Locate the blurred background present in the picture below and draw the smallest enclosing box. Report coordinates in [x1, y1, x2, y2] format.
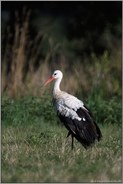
[1, 1, 122, 99]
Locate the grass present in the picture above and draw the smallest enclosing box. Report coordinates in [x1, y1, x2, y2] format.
[1, 95, 122, 182]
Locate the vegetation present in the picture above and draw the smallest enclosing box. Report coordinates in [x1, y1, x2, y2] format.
[1, 95, 122, 182]
[1, 1, 122, 183]
[1, 2, 121, 98]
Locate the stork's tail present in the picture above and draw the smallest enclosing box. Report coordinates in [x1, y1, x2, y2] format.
[74, 124, 102, 149]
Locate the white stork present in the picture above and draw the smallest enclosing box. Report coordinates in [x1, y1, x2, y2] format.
[44, 70, 102, 149]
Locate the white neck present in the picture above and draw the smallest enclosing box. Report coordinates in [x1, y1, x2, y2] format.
[53, 77, 62, 95]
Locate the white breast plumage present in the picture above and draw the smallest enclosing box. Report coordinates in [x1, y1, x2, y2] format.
[53, 91, 84, 121]
[57, 103, 82, 121]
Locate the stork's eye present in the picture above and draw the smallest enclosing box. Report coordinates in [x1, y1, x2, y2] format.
[54, 73, 57, 76]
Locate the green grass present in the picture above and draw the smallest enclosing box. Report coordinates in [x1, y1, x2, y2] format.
[1, 95, 122, 182]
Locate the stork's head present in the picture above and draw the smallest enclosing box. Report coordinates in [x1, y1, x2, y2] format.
[52, 70, 63, 79]
[44, 70, 63, 86]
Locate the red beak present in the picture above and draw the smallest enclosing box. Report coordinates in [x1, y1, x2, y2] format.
[44, 76, 55, 86]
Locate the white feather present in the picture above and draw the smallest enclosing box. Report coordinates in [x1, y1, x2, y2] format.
[53, 91, 86, 121]
[83, 117, 86, 121]
[57, 91, 84, 109]
[57, 103, 82, 121]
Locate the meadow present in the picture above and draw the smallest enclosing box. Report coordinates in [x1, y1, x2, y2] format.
[1, 3, 122, 183]
[1, 95, 122, 182]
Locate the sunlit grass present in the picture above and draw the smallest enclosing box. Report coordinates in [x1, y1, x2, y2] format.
[2, 123, 122, 182]
[1, 95, 122, 182]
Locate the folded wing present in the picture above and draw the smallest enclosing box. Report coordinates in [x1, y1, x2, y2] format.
[56, 93, 102, 148]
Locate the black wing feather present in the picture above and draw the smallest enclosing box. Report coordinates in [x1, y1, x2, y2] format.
[58, 106, 102, 149]
[76, 107, 102, 141]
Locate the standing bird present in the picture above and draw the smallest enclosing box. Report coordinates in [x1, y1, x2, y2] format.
[44, 70, 102, 149]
